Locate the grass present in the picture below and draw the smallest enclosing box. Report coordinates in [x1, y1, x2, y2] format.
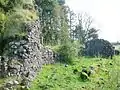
[29, 56, 120, 90]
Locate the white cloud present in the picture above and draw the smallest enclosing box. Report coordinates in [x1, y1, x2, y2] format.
[66, 0, 120, 42]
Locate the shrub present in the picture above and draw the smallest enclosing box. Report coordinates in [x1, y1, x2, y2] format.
[57, 43, 77, 64]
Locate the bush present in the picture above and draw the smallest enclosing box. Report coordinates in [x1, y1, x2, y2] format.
[57, 43, 77, 64]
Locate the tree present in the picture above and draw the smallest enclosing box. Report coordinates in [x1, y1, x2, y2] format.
[68, 10, 77, 40]
[74, 13, 99, 44]
[87, 28, 99, 40]
[35, 0, 71, 45]
[0, 0, 23, 13]
[35, 0, 62, 45]
[84, 39, 114, 59]
[59, 5, 69, 44]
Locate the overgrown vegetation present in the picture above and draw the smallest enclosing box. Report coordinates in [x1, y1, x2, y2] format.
[0, 0, 38, 55]
[0, 0, 120, 90]
[57, 43, 77, 63]
[30, 56, 120, 90]
[0, 0, 99, 57]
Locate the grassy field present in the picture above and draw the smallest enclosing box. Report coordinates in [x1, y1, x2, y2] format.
[29, 56, 120, 90]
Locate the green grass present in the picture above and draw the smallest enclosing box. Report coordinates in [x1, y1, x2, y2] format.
[29, 56, 120, 90]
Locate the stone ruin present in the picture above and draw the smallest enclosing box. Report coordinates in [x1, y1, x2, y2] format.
[0, 20, 57, 89]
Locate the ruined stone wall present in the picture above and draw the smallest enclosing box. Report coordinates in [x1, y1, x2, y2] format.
[0, 20, 57, 89]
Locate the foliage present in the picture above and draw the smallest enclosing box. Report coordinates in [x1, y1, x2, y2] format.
[68, 10, 77, 40]
[30, 56, 120, 90]
[56, 42, 77, 64]
[58, 0, 65, 5]
[73, 13, 99, 44]
[59, 6, 70, 45]
[0, 0, 37, 37]
[49, 41, 79, 64]
[0, 0, 21, 12]
[0, 11, 7, 36]
[35, 0, 70, 45]
[0, 0, 38, 55]
[84, 39, 114, 58]
[35, 0, 60, 45]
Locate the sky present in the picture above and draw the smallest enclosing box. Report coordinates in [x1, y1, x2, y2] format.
[65, 0, 120, 42]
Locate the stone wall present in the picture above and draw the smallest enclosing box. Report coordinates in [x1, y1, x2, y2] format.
[42, 47, 57, 64]
[0, 20, 57, 89]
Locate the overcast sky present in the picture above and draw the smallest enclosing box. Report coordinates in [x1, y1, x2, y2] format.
[66, 0, 120, 42]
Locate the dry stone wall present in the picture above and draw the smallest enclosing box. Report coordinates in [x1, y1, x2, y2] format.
[0, 20, 57, 89]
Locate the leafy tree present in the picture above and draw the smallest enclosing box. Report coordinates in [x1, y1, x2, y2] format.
[84, 39, 114, 58]
[87, 28, 99, 40]
[68, 10, 77, 40]
[0, 0, 23, 13]
[35, 0, 61, 45]
[74, 13, 99, 44]
[35, 0, 70, 45]
[59, 5, 69, 44]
